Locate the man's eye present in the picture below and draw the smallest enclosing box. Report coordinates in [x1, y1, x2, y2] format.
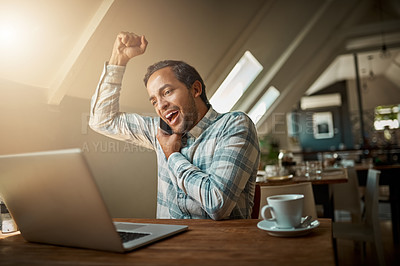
[151, 100, 157, 106]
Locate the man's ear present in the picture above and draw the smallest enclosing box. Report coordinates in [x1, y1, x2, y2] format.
[191, 81, 202, 98]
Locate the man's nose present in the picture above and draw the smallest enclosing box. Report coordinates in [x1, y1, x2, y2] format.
[158, 98, 169, 111]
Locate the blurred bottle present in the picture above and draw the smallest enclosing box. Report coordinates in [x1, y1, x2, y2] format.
[278, 150, 296, 175]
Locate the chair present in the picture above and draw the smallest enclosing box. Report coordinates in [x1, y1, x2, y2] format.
[251, 184, 261, 219]
[332, 167, 362, 223]
[257, 182, 318, 220]
[332, 169, 385, 266]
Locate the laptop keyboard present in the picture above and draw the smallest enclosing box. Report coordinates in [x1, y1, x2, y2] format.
[118, 231, 151, 243]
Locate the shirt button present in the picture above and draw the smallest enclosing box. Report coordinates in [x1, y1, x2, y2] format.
[108, 72, 115, 76]
[178, 194, 184, 198]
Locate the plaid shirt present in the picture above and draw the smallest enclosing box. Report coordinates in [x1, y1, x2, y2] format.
[89, 63, 260, 220]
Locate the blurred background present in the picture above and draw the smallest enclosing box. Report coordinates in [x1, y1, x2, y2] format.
[0, 0, 399, 218]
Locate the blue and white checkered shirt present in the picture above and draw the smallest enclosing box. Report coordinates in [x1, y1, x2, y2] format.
[89, 63, 260, 220]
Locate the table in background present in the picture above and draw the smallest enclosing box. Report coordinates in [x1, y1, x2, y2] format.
[255, 168, 348, 218]
[0, 218, 334, 265]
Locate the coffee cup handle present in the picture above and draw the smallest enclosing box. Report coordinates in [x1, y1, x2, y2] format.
[261, 205, 276, 222]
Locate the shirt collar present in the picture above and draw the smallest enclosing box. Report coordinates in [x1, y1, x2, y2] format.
[187, 107, 219, 139]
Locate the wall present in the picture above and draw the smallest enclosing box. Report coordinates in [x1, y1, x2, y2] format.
[347, 76, 400, 147]
[293, 81, 353, 154]
[266, 74, 400, 157]
[0, 78, 157, 218]
[347, 76, 400, 113]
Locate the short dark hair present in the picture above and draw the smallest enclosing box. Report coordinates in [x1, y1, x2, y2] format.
[144, 60, 210, 108]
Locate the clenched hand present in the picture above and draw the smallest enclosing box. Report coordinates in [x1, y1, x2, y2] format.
[157, 129, 182, 160]
[109, 31, 148, 66]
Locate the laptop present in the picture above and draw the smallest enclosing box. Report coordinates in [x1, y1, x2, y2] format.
[0, 148, 188, 253]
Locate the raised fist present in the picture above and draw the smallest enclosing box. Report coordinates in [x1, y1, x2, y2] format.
[109, 31, 148, 66]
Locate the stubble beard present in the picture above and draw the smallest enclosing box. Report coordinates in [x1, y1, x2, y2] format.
[178, 98, 198, 134]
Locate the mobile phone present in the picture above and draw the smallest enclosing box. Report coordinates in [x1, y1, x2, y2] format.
[160, 119, 173, 135]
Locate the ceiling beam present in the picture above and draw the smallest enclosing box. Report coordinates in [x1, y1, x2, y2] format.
[47, 0, 115, 105]
[204, 0, 276, 97]
[254, 0, 371, 134]
[344, 21, 400, 53]
[238, 0, 334, 113]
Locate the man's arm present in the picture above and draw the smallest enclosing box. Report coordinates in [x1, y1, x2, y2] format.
[89, 32, 155, 149]
[168, 113, 260, 220]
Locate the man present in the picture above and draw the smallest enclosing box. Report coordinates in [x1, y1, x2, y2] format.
[89, 32, 260, 220]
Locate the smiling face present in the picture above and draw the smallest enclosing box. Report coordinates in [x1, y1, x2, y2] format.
[147, 67, 204, 134]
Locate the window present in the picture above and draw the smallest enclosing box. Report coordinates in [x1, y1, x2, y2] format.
[210, 51, 263, 113]
[374, 104, 399, 130]
[248, 86, 280, 124]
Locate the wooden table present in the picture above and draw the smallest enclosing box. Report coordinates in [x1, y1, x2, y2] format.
[0, 218, 334, 265]
[255, 168, 348, 218]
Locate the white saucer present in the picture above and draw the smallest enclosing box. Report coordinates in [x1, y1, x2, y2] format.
[257, 219, 320, 237]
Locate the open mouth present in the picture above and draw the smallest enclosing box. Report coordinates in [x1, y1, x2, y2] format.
[165, 110, 179, 123]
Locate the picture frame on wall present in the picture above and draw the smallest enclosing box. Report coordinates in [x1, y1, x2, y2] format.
[313, 112, 334, 139]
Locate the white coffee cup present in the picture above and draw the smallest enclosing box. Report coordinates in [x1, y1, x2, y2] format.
[261, 194, 304, 229]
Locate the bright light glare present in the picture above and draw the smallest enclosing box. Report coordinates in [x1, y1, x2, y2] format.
[0, 24, 17, 45]
[210, 51, 263, 113]
[374, 120, 399, 130]
[248, 86, 280, 124]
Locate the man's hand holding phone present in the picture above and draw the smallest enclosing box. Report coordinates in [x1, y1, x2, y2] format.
[157, 120, 182, 159]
